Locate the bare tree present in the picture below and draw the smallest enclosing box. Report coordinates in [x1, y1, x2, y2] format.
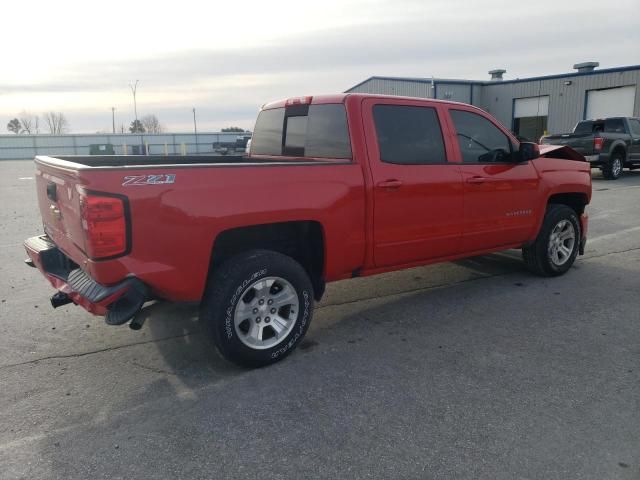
[141, 114, 163, 134]
[44, 112, 69, 134]
[7, 118, 21, 134]
[18, 111, 38, 134]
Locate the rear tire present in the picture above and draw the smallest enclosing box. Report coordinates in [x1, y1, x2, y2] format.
[200, 250, 314, 368]
[602, 153, 624, 180]
[523, 204, 581, 277]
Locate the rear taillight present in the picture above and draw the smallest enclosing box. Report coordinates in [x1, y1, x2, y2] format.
[80, 194, 128, 259]
[594, 137, 604, 151]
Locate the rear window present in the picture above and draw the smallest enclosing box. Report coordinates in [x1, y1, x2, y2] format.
[250, 108, 285, 156]
[574, 121, 595, 135]
[251, 104, 351, 159]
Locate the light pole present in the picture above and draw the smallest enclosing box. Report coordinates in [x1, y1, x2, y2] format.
[193, 107, 198, 154]
[129, 80, 139, 129]
[111, 107, 115, 134]
[129, 80, 142, 151]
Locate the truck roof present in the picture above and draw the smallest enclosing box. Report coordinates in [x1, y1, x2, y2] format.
[580, 117, 639, 122]
[262, 93, 476, 110]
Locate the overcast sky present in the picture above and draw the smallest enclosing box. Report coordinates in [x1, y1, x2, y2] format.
[1, 0, 639, 133]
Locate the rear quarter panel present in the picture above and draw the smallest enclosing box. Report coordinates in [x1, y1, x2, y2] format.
[75, 163, 366, 301]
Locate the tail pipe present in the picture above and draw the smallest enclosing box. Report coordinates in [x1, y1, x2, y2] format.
[51, 291, 73, 308]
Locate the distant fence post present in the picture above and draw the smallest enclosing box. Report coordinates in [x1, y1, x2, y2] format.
[72, 136, 78, 155]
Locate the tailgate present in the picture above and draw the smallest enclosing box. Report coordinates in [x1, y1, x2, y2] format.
[543, 134, 594, 156]
[35, 159, 87, 264]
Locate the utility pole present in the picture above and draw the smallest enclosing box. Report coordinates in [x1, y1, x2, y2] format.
[193, 107, 198, 154]
[111, 107, 116, 134]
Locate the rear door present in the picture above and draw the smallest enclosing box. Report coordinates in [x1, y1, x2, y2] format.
[362, 98, 463, 267]
[444, 107, 540, 253]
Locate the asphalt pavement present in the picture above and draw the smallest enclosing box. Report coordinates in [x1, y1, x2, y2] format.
[0, 160, 638, 479]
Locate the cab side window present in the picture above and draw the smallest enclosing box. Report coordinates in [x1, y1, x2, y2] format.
[450, 109, 514, 163]
[629, 119, 640, 136]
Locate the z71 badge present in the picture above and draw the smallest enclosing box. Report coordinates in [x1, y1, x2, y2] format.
[122, 174, 176, 186]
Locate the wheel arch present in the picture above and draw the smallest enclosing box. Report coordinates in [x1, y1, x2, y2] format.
[610, 142, 627, 160]
[547, 192, 589, 217]
[207, 220, 326, 301]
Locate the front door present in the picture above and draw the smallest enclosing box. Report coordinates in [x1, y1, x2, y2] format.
[363, 99, 464, 268]
[445, 107, 540, 253]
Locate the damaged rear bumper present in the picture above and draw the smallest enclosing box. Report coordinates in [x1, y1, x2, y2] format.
[24, 235, 147, 326]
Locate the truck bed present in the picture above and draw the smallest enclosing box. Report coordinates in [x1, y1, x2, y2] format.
[44, 155, 256, 168]
[32, 153, 366, 301]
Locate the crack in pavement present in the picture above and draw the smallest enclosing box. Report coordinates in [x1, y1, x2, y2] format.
[130, 360, 178, 376]
[0, 333, 191, 371]
[2, 245, 639, 371]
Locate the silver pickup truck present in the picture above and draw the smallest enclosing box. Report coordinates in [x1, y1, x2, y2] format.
[541, 117, 640, 179]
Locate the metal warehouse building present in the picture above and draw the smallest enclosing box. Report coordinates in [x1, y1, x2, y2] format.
[346, 62, 640, 142]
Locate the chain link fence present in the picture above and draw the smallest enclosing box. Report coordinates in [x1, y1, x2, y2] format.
[0, 132, 251, 160]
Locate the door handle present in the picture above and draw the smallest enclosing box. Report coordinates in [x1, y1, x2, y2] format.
[466, 176, 487, 184]
[377, 179, 403, 189]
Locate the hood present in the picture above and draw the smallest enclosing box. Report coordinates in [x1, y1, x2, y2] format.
[538, 144, 586, 161]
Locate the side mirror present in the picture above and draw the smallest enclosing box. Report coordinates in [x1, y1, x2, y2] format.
[518, 142, 540, 162]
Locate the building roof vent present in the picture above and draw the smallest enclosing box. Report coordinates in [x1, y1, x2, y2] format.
[573, 61, 599, 73]
[488, 69, 506, 81]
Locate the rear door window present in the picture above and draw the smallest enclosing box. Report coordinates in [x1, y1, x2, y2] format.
[372, 105, 446, 164]
[251, 104, 351, 159]
[604, 118, 625, 133]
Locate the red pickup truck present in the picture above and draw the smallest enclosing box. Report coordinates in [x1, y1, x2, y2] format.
[25, 94, 591, 367]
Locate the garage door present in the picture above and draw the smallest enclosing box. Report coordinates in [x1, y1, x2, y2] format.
[514, 96, 549, 118]
[586, 86, 636, 119]
[513, 96, 549, 141]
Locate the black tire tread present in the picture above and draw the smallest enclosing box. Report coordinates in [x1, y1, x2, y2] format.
[602, 152, 624, 180]
[523, 204, 581, 277]
[200, 249, 313, 368]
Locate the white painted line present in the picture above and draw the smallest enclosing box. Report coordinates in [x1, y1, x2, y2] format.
[18, 177, 33, 180]
[589, 226, 640, 243]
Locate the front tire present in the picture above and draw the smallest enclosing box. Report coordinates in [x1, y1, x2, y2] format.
[602, 153, 624, 180]
[200, 250, 314, 368]
[523, 204, 581, 277]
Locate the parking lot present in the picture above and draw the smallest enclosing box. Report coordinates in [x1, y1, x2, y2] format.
[0, 159, 638, 479]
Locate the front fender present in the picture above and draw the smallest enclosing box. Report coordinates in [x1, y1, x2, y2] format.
[527, 157, 592, 243]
